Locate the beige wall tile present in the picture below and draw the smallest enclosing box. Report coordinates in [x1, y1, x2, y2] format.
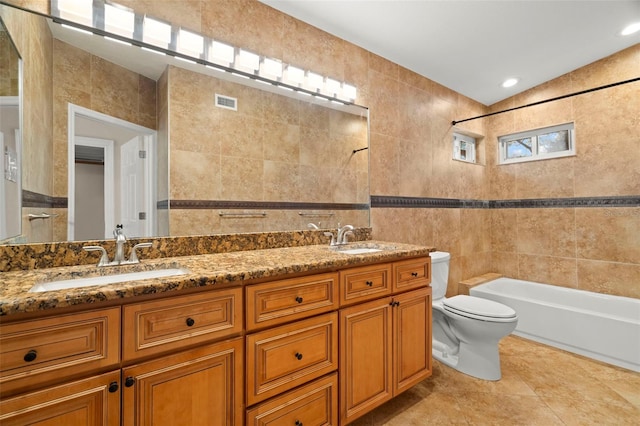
[516, 208, 576, 258]
[460, 209, 491, 256]
[460, 251, 492, 285]
[514, 156, 575, 199]
[492, 251, 519, 278]
[170, 149, 220, 200]
[220, 157, 263, 201]
[369, 132, 399, 195]
[576, 208, 640, 264]
[517, 254, 578, 288]
[491, 209, 518, 252]
[577, 259, 640, 299]
[432, 209, 462, 257]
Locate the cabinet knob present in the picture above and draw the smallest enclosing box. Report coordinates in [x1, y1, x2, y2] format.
[186, 317, 195, 327]
[295, 296, 304, 304]
[389, 300, 400, 307]
[125, 376, 135, 387]
[365, 281, 373, 287]
[295, 421, 303, 426]
[295, 352, 303, 360]
[411, 272, 419, 277]
[23, 349, 37, 362]
[108, 381, 119, 393]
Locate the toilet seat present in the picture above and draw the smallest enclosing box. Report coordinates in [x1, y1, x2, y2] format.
[444, 295, 517, 323]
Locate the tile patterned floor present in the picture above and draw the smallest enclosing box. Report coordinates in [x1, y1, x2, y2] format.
[350, 336, 640, 425]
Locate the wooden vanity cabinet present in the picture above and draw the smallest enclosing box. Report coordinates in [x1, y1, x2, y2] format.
[339, 261, 432, 425]
[122, 337, 244, 426]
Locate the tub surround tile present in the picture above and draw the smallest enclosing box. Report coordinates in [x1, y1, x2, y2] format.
[576, 208, 640, 264]
[458, 272, 503, 295]
[517, 254, 578, 289]
[516, 208, 576, 258]
[577, 260, 640, 299]
[0, 238, 428, 316]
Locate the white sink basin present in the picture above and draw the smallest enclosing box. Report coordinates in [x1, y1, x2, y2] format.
[29, 268, 190, 293]
[338, 248, 382, 255]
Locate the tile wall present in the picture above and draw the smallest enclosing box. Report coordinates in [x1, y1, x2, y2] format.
[487, 44, 640, 298]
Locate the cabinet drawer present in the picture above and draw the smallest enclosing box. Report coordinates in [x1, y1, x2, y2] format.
[246, 312, 338, 406]
[340, 263, 392, 306]
[246, 272, 339, 331]
[123, 287, 242, 361]
[393, 257, 431, 292]
[0, 307, 120, 398]
[246, 373, 338, 426]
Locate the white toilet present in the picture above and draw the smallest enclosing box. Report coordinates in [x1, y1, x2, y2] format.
[430, 251, 517, 380]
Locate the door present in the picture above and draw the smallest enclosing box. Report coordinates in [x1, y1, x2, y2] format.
[0, 132, 5, 239]
[339, 297, 393, 425]
[120, 136, 145, 237]
[122, 338, 243, 426]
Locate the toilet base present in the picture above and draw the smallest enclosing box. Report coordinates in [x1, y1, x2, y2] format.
[432, 338, 503, 381]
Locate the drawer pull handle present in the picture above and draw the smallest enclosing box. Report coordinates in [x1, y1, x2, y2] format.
[389, 301, 400, 307]
[295, 296, 304, 304]
[365, 281, 373, 287]
[295, 352, 303, 360]
[295, 421, 303, 426]
[23, 350, 37, 362]
[108, 381, 119, 393]
[125, 376, 136, 387]
[186, 317, 195, 327]
[411, 272, 419, 277]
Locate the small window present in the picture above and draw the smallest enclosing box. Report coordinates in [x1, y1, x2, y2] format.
[498, 123, 574, 164]
[452, 132, 477, 164]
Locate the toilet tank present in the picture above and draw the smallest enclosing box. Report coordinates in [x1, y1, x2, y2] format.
[430, 251, 451, 300]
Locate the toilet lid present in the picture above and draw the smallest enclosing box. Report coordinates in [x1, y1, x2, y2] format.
[444, 295, 517, 320]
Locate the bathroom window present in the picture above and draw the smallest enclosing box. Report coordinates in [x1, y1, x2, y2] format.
[498, 122, 575, 164]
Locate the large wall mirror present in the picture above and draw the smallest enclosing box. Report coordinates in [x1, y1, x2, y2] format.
[0, 14, 21, 242]
[0, 1, 370, 245]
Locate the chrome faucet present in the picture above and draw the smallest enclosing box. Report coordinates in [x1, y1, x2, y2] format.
[83, 225, 152, 266]
[325, 224, 354, 246]
[113, 224, 127, 264]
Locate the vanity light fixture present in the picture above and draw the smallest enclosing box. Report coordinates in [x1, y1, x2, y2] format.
[56, 0, 93, 26]
[143, 16, 171, 49]
[177, 29, 204, 58]
[50, 0, 359, 105]
[306, 71, 324, 92]
[236, 49, 260, 73]
[209, 40, 235, 66]
[620, 22, 640, 36]
[324, 77, 341, 97]
[502, 78, 519, 88]
[283, 65, 305, 86]
[260, 58, 283, 79]
[104, 4, 134, 38]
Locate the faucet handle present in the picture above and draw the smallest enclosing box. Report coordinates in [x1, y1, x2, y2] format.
[128, 242, 152, 264]
[324, 231, 337, 246]
[83, 245, 110, 267]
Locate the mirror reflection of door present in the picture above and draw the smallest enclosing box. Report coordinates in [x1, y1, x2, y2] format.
[0, 98, 20, 241]
[68, 104, 157, 241]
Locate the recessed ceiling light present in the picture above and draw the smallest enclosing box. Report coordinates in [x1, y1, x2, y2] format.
[620, 22, 640, 36]
[502, 78, 519, 88]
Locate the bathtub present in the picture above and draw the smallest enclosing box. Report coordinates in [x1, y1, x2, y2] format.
[470, 277, 640, 372]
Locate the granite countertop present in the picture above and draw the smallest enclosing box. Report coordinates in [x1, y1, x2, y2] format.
[0, 241, 434, 317]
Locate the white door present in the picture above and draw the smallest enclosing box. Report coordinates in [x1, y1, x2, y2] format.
[120, 136, 145, 238]
[0, 132, 6, 239]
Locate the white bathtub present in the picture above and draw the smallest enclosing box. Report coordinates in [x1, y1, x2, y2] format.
[470, 277, 640, 372]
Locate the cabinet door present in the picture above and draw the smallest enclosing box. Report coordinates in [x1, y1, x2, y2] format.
[0, 370, 120, 426]
[339, 298, 393, 425]
[392, 287, 432, 395]
[122, 337, 243, 426]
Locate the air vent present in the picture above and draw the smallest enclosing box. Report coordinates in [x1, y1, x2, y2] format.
[215, 94, 237, 111]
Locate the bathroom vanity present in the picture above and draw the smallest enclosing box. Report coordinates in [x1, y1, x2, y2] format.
[0, 241, 433, 425]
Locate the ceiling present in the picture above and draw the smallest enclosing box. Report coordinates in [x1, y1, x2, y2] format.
[260, 0, 640, 106]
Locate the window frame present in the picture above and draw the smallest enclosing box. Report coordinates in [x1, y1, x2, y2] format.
[498, 122, 575, 165]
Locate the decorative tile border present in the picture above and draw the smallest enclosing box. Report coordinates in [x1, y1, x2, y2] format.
[371, 195, 640, 209]
[169, 200, 370, 211]
[22, 190, 67, 208]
